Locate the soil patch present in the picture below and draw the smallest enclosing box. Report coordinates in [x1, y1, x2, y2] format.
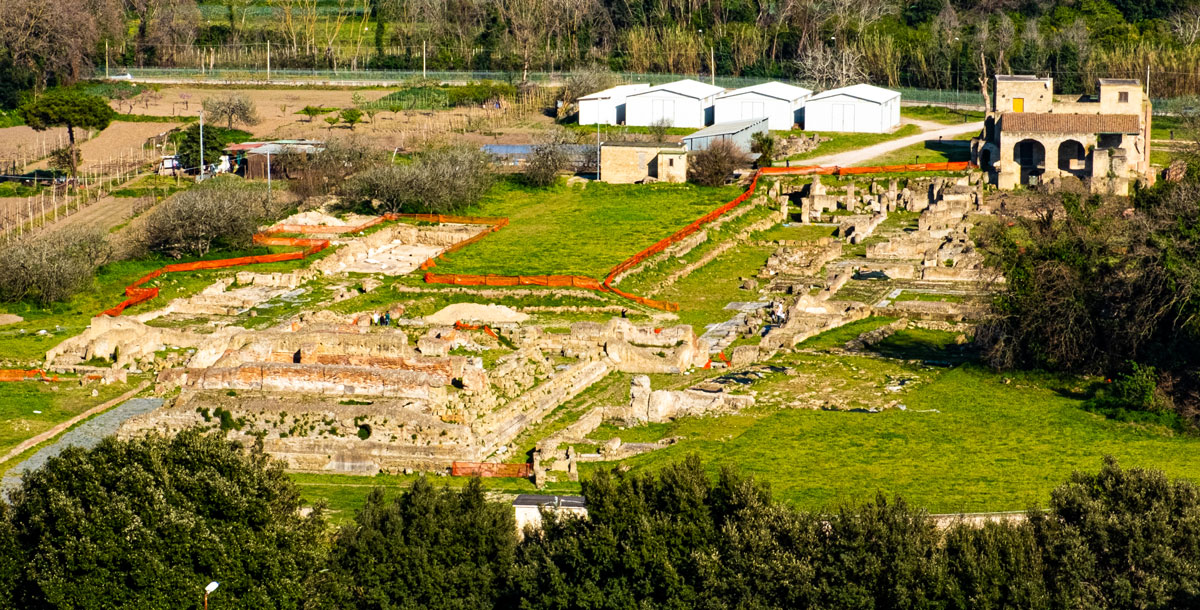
[424, 303, 530, 325]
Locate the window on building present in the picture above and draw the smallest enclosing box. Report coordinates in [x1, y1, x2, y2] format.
[1118, 91, 1129, 103]
[668, 158, 674, 167]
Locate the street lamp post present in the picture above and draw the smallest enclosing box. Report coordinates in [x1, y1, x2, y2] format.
[198, 110, 204, 179]
[204, 581, 219, 610]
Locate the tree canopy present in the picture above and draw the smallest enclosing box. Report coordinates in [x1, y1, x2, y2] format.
[18, 89, 115, 176]
[3, 429, 326, 609]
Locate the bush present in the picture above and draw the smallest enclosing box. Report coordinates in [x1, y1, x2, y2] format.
[0, 226, 109, 305]
[688, 139, 751, 187]
[141, 178, 281, 257]
[524, 128, 576, 187]
[347, 145, 494, 214]
[279, 135, 385, 199]
[751, 131, 777, 167]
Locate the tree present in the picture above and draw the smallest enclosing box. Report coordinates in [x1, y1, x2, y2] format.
[316, 479, 517, 609]
[1030, 457, 1200, 609]
[278, 135, 385, 198]
[175, 123, 247, 172]
[339, 107, 363, 130]
[524, 127, 575, 187]
[0, 501, 18, 608]
[648, 117, 672, 143]
[0, 226, 110, 306]
[202, 93, 261, 130]
[18, 89, 115, 178]
[347, 145, 494, 214]
[688, 140, 751, 187]
[299, 105, 324, 122]
[324, 114, 340, 130]
[5, 429, 326, 608]
[751, 131, 777, 168]
[141, 178, 280, 257]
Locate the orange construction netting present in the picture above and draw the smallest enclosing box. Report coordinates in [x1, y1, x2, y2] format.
[0, 369, 59, 382]
[451, 461, 533, 478]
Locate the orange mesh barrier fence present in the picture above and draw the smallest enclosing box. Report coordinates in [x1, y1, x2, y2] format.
[0, 369, 59, 382]
[451, 461, 533, 478]
[454, 320, 500, 339]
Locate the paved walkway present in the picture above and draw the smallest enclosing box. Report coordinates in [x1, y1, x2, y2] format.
[798, 121, 984, 168]
[2, 397, 163, 495]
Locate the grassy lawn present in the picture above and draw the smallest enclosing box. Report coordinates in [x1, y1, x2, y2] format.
[576, 328, 1200, 514]
[434, 178, 742, 278]
[1150, 115, 1195, 141]
[752, 223, 836, 242]
[655, 243, 775, 330]
[901, 105, 985, 125]
[858, 133, 974, 167]
[0, 378, 142, 473]
[781, 124, 923, 162]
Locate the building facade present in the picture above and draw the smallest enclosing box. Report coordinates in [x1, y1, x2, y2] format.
[714, 81, 811, 130]
[804, 84, 901, 133]
[599, 142, 688, 184]
[971, 75, 1152, 194]
[578, 83, 652, 126]
[624, 79, 725, 128]
[681, 117, 768, 153]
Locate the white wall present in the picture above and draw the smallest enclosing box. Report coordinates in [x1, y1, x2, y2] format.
[625, 91, 710, 128]
[714, 93, 802, 130]
[806, 94, 899, 133]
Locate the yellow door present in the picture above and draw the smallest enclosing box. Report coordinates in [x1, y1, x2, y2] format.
[1013, 98, 1024, 113]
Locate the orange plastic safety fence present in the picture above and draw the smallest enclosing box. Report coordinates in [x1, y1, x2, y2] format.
[454, 320, 500, 339]
[451, 461, 533, 478]
[0, 369, 59, 382]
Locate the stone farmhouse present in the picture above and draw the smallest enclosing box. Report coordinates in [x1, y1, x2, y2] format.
[971, 75, 1152, 193]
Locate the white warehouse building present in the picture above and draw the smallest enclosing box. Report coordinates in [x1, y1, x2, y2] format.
[714, 81, 812, 131]
[804, 84, 901, 133]
[577, 83, 652, 125]
[624, 79, 725, 128]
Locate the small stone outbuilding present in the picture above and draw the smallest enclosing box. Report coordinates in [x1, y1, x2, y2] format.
[600, 142, 687, 184]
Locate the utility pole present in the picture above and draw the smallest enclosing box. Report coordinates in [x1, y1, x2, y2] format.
[1146, 64, 1151, 101]
[198, 110, 204, 180]
[105, 40, 109, 79]
[267, 149, 272, 200]
[422, 41, 427, 79]
[710, 46, 715, 86]
[267, 40, 271, 83]
[596, 120, 601, 178]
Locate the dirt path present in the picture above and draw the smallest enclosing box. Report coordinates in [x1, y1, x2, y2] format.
[801, 121, 984, 168]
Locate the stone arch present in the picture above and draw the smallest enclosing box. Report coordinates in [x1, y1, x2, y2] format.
[1057, 139, 1087, 175]
[1014, 139, 1046, 185]
[979, 148, 993, 172]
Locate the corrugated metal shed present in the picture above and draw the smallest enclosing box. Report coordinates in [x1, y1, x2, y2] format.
[681, 117, 768, 153]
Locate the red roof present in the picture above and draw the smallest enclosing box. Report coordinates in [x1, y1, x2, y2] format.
[1001, 113, 1140, 135]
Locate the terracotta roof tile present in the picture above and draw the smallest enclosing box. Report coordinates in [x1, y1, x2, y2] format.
[1001, 112, 1140, 134]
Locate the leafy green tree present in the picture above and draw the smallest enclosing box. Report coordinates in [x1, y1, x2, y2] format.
[316, 478, 516, 609]
[175, 123, 248, 171]
[1030, 457, 1200, 610]
[339, 107, 363, 130]
[5, 429, 326, 608]
[18, 89, 115, 177]
[0, 501, 20, 608]
[751, 131, 777, 167]
[942, 520, 1048, 610]
[299, 105, 324, 122]
[324, 114, 340, 130]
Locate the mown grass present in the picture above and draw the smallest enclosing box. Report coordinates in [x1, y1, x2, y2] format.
[752, 223, 836, 242]
[433, 178, 742, 277]
[900, 105, 985, 125]
[781, 124, 923, 162]
[859, 137, 972, 167]
[581, 351, 1200, 514]
[0, 378, 141, 470]
[655, 243, 775, 331]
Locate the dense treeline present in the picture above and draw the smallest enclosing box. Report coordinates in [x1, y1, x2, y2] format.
[5, 0, 1200, 110]
[977, 156, 1200, 426]
[1, 433, 1198, 609]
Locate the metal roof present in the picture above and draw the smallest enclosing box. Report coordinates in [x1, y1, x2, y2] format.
[995, 74, 1051, 82]
[578, 83, 652, 100]
[246, 142, 324, 155]
[1099, 78, 1141, 86]
[628, 79, 725, 100]
[717, 81, 812, 102]
[513, 494, 587, 509]
[682, 117, 768, 140]
[809, 83, 900, 104]
[1001, 112, 1140, 134]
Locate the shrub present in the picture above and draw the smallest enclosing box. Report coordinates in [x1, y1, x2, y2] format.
[688, 139, 751, 187]
[347, 145, 494, 214]
[751, 131, 777, 167]
[278, 135, 385, 199]
[0, 226, 109, 305]
[141, 178, 281, 258]
[524, 128, 576, 187]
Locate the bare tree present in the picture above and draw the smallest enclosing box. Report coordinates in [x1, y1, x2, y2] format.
[0, 226, 110, 306]
[688, 140, 751, 187]
[1170, 6, 1200, 45]
[498, 0, 547, 81]
[648, 118, 672, 143]
[202, 94, 261, 130]
[793, 43, 867, 90]
[141, 178, 278, 257]
[524, 127, 577, 187]
[347, 145, 495, 214]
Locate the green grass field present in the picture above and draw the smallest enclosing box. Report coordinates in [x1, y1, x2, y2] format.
[860, 137, 973, 167]
[0, 379, 141, 475]
[781, 124, 923, 162]
[576, 329, 1200, 514]
[900, 105, 985, 125]
[434, 179, 741, 277]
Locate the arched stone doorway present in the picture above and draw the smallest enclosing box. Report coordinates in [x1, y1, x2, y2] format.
[1014, 139, 1046, 185]
[979, 148, 993, 172]
[1057, 139, 1087, 176]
